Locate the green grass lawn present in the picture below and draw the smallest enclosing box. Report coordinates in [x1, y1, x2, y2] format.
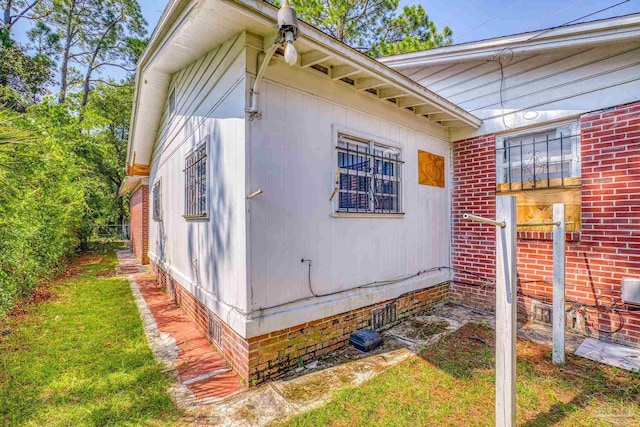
[280, 323, 640, 427]
[0, 244, 182, 426]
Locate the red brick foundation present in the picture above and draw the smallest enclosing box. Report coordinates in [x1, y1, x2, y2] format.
[151, 261, 449, 385]
[130, 184, 149, 265]
[451, 101, 640, 345]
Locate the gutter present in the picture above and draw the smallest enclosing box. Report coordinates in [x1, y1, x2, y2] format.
[380, 12, 640, 68]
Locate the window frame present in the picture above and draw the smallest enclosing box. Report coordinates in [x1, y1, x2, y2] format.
[168, 88, 176, 116]
[152, 179, 162, 221]
[183, 137, 209, 220]
[332, 128, 404, 217]
[496, 121, 580, 191]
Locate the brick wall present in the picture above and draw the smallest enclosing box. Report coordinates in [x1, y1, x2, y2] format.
[246, 283, 449, 384]
[130, 184, 149, 264]
[150, 261, 449, 385]
[451, 101, 640, 345]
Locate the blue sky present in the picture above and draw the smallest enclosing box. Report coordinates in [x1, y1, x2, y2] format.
[137, 0, 640, 45]
[11, 0, 640, 83]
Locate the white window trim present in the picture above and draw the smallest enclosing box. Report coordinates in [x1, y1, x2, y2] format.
[183, 136, 209, 220]
[168, 88, 176, 116]
[496, 120, 580, 187]
[152, 179, 162, 221]
[330, 126, 405, 218]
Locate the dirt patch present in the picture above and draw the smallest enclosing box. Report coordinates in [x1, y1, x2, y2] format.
[78, 257, 103, 265]
[398, 318, 449, 341]
[5, 282, 55, 319]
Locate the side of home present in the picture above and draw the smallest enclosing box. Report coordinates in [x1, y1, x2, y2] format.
[122, 0, 480, 385]
[382, 16, 640, 345]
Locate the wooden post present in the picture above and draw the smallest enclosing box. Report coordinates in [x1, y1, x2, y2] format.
[495, 195, 517, 427]
[552, 203, 566, 364]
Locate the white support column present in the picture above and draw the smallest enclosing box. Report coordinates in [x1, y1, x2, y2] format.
[495, 195, 517, 427]
[552, 203, 566, 365]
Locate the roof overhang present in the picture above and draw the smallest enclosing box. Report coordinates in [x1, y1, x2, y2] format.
[124, 0, 481, 179]
[119, 176, 149, 196]
[380, 13, 640, 68]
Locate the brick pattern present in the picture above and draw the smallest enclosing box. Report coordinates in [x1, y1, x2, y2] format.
[247, 284, 449, 384]
[130, 184, 149, 264]
[150, 261, 449, 385]
[151, 263, 250, 384]
[451, 101, 640, 345]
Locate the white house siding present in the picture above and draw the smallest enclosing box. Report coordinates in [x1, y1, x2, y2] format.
[398, 40, 640, 140]
[245, 59, 452, 336]
[148, 32, 250, 321]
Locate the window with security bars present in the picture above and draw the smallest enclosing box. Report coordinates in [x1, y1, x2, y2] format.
[496, 122, 580, 190]
[336, 134, 402, 214]
[184, 140, 208, 219]
[152, 180, 162, 221]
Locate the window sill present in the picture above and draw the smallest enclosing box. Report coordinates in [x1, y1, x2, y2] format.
[331, 212, 405, 219]
[183, 215, 209, 221]
[518, 230, 580, 242]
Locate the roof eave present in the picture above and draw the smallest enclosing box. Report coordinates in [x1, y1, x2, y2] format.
[380, 12, 640, 68]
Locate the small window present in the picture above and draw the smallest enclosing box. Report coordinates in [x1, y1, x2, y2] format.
[169, 88, 176, 115]
[336, 133, 403, 214]
[496, 122, 580, 190]
[184, 139, 208, 219]
[152, 180, 162, 221]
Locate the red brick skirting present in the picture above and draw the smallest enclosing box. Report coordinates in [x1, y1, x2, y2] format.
[451, 101, 640, 345]
[151, 261, 449, 385]
[130, 184, 149, 265]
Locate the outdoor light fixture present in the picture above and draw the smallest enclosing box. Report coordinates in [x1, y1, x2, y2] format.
[277, 1, 299, 66]
[283, 31, 297, 66]
[246, 2, 301, 120]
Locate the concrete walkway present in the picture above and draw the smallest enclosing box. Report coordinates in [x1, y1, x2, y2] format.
[116, 249, 417, 426]
[116, 250, 242, 405]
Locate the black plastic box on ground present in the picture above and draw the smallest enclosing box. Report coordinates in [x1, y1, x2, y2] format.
[349, 329, 383, 352]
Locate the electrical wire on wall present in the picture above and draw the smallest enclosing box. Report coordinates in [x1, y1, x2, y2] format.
[450, 268, 640, 337]
[223, 265, 450, 319]
[485, 0, 631, 131]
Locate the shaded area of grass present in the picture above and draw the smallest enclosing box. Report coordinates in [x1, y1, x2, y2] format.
[280, 323, 640, 427]
[0, 243, 181, 426]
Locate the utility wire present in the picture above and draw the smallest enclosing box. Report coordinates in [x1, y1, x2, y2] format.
[522, 0, 586, 33]
[455, 0, 527, 43]
[522, 0, 632, 44]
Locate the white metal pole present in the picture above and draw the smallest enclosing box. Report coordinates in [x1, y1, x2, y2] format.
[552, 203, 566, 364]
[495, 195, 517, 427]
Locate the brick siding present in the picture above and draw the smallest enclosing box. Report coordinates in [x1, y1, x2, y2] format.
[451, 101, 640, 345]
[150, 261, 449, 385]
[130, 184, 149, 264]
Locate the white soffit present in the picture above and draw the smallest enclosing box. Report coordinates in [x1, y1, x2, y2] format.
[126, 0, 481, 169]
[380, 13, 640, 68]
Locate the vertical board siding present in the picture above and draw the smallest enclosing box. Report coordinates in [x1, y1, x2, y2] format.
[399, 41, 640, 138]
[247, 77, 451, 311]
[148, 35, 249, 313]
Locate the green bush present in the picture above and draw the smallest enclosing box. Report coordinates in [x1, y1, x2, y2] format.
[0, 105, 86, 314]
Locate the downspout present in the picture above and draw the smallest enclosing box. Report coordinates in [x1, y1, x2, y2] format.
[246, 42, 279, 121]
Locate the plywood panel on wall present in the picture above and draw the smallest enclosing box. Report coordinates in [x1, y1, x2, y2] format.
[498, 186, 581, 231]
[418, 150, 445, 188]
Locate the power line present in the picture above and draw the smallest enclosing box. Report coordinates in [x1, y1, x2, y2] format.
[523, 0, 632, 43]
[523, 0, 586, 33]
[455, 0, 527, 43]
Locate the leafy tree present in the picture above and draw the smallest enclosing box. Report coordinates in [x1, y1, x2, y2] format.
[45, 0, 146, 104]
[1, 0, 50, 38]
[287, 0, 452, 56]
[0, 106, 84, 313]
[0, 43, 53, 109]
[79, 81, 133, 225]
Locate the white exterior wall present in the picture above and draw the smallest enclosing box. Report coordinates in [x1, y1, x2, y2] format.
[398, 40, 640, 140]
[148, 33, 250, 323]
[245, 59, 452, 336]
